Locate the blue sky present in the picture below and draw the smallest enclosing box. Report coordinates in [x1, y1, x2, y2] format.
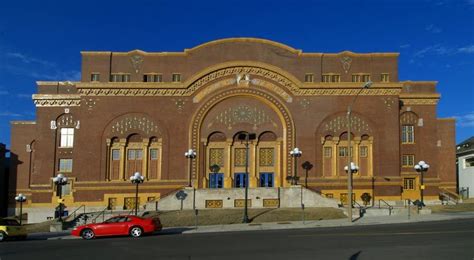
[0, 0, 473, 147]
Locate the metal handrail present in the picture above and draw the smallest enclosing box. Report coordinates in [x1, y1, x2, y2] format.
[92, 207, 112, 223]
[440, 189, 459, 205]
[378, 199, 394, 215]
[71, 205, 86, 219]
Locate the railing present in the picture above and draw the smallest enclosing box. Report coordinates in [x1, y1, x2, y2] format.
[378, 199, 394, 215]
[353, 201, 366, 216]
[68, 205, 86, 221]
[440, 189, 460, 205]
[92, 207, 112, 223]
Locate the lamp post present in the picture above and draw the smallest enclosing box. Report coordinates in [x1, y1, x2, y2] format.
[290, 148, 303, 185]
[53, 173, 68, 221]
[346, 80, 372, 222]
[185, 149, 197, 187]
[238, 132, 256, 223]
[130, 172, 144, 216]
[414, 160, 430, 206]
[14, 194, 26, 225]
[301, 161, 313, 188]
[345, 162, 359, 218]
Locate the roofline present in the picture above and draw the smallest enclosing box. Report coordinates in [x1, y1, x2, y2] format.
[79, 37, 400, 56]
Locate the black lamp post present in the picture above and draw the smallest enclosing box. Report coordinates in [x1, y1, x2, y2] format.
[344, 162, 359, 221]
[185, 149, 197, 187]
[301, 161, 313, 188]
[238, 132, 256, 223]
[14, 194, 26, 225]
[53, 173, 68, 221]
[346, 80, 372, 222]
[130, 172, 144, 215]
[414, 160, 430, 206]
[290, 148, 302, 185]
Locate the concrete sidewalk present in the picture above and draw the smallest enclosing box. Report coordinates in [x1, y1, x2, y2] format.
[181, 211, 474, 234]
[28, 212, 474, 240]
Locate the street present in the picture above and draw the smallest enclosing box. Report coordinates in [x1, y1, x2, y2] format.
[1, 218, 473, 260]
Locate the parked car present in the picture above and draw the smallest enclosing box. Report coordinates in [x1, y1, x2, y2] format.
[71, 215, 162, 240]
[0, 218, 27, 242]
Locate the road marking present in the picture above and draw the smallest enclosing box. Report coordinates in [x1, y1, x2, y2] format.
[289, 230, 474, 238]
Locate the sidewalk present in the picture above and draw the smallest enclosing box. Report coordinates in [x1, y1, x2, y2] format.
[181, 211, 474, 234]
[29, 212, 474, 240]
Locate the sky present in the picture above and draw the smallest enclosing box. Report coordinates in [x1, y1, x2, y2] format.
[0, 0, 473, 148]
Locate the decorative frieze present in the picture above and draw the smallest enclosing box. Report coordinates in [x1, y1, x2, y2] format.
[111, 116, 160, 136]
[207, 105, 278, 130]
[324, 115, 371, 134]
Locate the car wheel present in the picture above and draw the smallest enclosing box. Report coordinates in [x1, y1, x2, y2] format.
[129, 226, 143, 238]
[0, 231, 7, 242]
[81, 229, 95, 240]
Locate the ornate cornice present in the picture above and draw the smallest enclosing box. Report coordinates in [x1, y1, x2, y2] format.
[33, 94, 81, 107]
[76, 66, 402, 97]
[401, 98, 439, 105]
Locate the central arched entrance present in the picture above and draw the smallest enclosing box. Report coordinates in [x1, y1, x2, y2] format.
[189, 88, 295, 188]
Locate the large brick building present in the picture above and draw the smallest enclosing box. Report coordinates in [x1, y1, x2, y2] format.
[8, 38, 456, 220]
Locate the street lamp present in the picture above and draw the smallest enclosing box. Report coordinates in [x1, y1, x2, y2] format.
[345, 162, 359, 216]
[414, 160, 430, 206]
[53, 173, 68, 221]
[346, 80, 372, 222]
[301, 161, 313, 188]
[14, 194, 26, 225]
[290, 148, 303, 185]
[185, 149, 197, 187]
[130, 172, 144, 216]
[238, 132, 256, 223]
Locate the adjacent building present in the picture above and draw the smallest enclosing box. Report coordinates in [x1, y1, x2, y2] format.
[457, 136, 474, 199]
[8, 38, 456, 220]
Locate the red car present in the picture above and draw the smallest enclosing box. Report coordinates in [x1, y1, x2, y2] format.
[71, 215, 162, 240]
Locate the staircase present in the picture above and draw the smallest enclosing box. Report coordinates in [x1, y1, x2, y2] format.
[146, 186, 339, 211]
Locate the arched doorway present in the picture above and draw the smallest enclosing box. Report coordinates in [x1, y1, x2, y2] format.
[190, 88, 295, 188]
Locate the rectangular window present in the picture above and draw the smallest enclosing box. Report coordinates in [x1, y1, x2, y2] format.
[381, 73, 390, 82]
[324, 147, 332, 158]
[304, 73, 314, 83]
[123, 74, 130, 82]
[110, 73, 131, 82]
[135, 150, 143, 160]
[59, 159, 73, 173]
[362, 74, 371, 82]
[112, 149, 120, 160]
[128, 150, 136, 160]
[143, 74, 162, 82]
[352, 74, 361, 82]
[172, 73, 181, 82]
[150, 149, 158, 160]
[360, 146, 368, 157]
[322, 74, 340, 82]
[60, 128, 74, 148]
[466, 157, 474, 168]
[404, 178, 416, 190]
[402, 155, 415, 167]
[339, 147, 348, 157]
[91, 73, 100, 82]
[402, 125, 415, 143]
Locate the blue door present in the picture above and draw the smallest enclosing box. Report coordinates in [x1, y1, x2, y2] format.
[234, 173, 248, 188]
[260, 173, 274, 187]
[209, 173, 224, 188]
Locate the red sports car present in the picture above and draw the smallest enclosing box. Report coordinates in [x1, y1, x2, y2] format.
[71, 215, 162, 240]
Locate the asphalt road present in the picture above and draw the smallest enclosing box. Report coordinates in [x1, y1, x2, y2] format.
[1, 218, 473, 260]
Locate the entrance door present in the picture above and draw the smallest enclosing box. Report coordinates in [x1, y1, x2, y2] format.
[209, 173, 224, 188]
[234, 173, 248, 188]
[260, 173, 274, 187]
